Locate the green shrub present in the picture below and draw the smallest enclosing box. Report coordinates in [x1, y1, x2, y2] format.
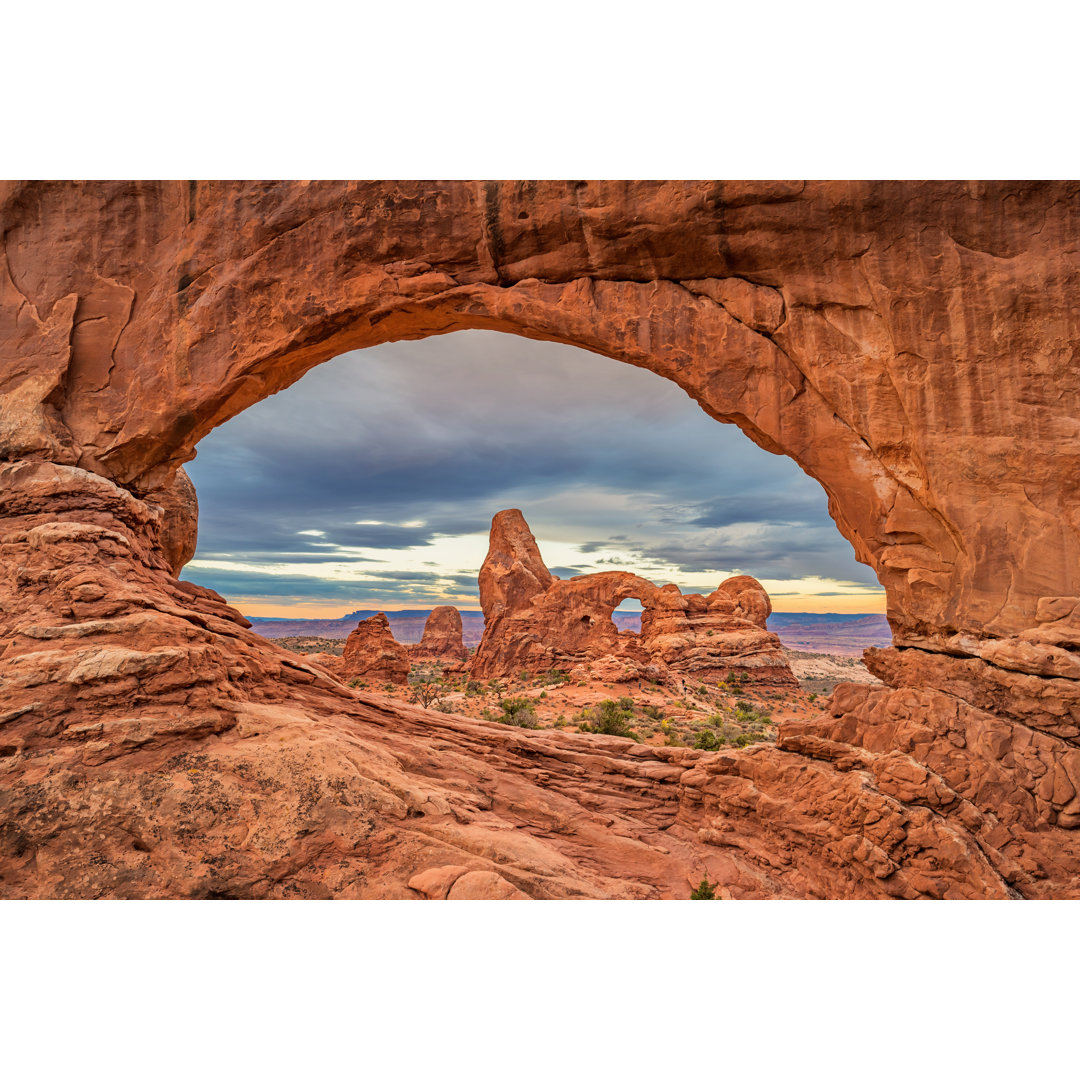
[690, 878, 717, 900]
[576, 699, 641, 741]
[694, 729, 720, 751]
[498, 696, 539, 728]
[592, 699, 639, 739]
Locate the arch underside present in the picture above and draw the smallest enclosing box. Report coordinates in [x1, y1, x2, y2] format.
[2, 180, 1080, 898]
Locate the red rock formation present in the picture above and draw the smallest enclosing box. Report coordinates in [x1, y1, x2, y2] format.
[341, 614, 410, 687]
[409, 606, 467, 665]
[639, 577, 795, 689]
[3, 181, 1080, 898]
[470, 510, 795, 688]
[471, 511, 653, 676]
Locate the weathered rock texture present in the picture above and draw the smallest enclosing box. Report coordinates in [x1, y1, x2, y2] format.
[409, 605, 467, 666]
[340, 614, 410, 687]
[3, 181, 1080, 898]
[471, 509, 795, 688]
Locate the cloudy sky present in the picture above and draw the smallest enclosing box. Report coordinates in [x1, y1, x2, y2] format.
[180, 331, 885, 617]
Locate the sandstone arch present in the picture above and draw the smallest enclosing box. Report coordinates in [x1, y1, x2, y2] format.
[3, 181, 1080, 898]
[470, 509, 795, 688]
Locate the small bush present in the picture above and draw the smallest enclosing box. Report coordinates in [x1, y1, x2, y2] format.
[690, 878, 717, 900]
[694, 729, 720, 751]
[591, 699, 639, 739]
[348, 678, 366, 689]
[498, 696, 539, 728]
[575, 699, 641, 741]
[409, 676, 446, 709]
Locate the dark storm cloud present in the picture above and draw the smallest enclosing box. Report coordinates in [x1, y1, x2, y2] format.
[684, 491, 829, 529]
[201, 549, 382, 564]
[189, 567, 469, 604]
[182, 331, 884, 606]
[633, 527, 880, 585]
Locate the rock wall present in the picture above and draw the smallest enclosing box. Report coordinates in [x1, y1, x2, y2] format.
[3, 180, 1080, 898]
[470, 509, 795, 688]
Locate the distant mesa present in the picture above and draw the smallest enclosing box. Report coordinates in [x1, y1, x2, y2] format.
[247, 610, 486, 644]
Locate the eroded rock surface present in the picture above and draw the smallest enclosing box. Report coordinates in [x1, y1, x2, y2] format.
[3, 181, 1080, 898]
[409, 606, 467, 666]
[471, 510, 795, 689]
[341, 614, 410, 687]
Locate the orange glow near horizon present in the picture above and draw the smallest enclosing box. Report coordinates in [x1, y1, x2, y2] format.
[233, 590, 887, 620]
[769, 593, 886, 615]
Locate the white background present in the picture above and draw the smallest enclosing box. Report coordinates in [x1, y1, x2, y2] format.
[6, 1, 1077, 1076]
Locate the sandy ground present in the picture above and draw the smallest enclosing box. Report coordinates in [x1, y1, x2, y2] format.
[782, 648, 883, 696]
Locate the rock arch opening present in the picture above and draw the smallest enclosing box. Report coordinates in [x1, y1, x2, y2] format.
[179, 330, 883, 640]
